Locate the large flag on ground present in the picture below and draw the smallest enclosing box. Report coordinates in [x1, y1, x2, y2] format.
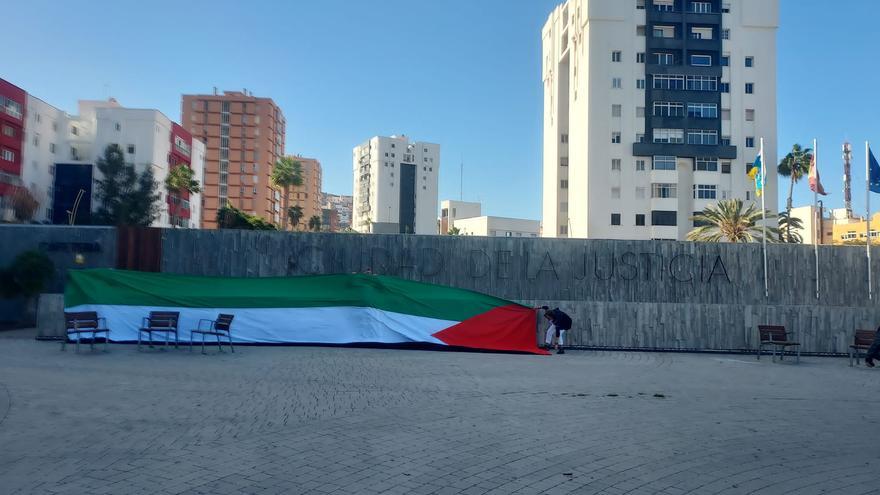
[748, 143, 764, 197]
[870, 147, 880, 194]
[65, 269, 548, 355]
[809, 150, 827, 195]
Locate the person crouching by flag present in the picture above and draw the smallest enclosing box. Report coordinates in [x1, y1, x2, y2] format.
[541, 306, 572, 355]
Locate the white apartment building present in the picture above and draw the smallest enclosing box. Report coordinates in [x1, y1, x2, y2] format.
[542, 0, 778, 240]
[352, 135, 439, 234]
[440, 199, 481, 234]
[454, 216, 541, 238]
[22, 97, 205, 227]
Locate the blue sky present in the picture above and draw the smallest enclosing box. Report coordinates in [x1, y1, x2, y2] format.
[4, 0, 879, 219]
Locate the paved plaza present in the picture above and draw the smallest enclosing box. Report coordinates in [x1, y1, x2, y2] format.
[1, 331, 879, 495]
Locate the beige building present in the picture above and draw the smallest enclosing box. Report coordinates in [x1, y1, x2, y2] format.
[833, 212, 880, 245]
[789, 205, 833, 245]
[440, 200, 481, 234]
[289, 156, 322, 230]
[454, 216, 540, 238]
[181, 90, 286, 229]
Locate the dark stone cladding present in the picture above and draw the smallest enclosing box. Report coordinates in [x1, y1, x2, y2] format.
[637, 0, 735, 161]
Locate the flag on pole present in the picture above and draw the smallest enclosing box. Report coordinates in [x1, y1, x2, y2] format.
[870, 147, 880, 194]
[748, 143, 764, 196]
[809, 149, 828, 195]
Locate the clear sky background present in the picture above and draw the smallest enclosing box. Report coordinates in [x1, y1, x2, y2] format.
[4, 0, 879, 219]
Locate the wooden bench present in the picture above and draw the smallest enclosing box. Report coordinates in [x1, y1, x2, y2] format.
[757, 325, 800, 363]
[63, 311, 110, 352]
[138, 311, 180, 350]
[849, 329, 877, 367]
[190, 313, 235, 354]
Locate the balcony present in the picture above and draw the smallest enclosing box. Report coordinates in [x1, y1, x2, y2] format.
[633, 142, 737, 159]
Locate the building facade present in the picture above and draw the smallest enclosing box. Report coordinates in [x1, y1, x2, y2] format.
[289, 156, 322, 230]
[542, 0, 778, 240]
[789, 205, 833, 245]
[0, 79, 27, 218]
[322, 193, 353, 230]
[181, 90, 286, 229]
[440, 200, 481, 234]
[453, 216, 541, 238]
[832, 212, 880, 245]
[352, 135, 439, 234]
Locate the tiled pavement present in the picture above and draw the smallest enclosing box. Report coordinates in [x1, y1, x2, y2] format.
[1, 333, 879, 494]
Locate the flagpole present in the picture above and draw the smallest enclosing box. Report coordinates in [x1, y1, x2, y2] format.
[760, 138, 769, 298]
[813, 138, 820, 299]
[868, 141, 873, 300]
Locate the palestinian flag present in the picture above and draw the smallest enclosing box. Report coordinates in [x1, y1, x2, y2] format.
[65, 269, 547, 355]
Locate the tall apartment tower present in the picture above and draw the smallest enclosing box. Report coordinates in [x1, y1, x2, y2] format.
[289, 156, 322, 228]
[542, 0, 778, 240]
[181, 91, 286, 229]
[352, 135, 439, 234]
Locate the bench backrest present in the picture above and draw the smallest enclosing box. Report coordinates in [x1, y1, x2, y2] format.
[65, 311, 99, 329]
[215, 314, 235, 331]
[854, 329, 876, 347]
[758, 325, 789, 342]
[148, 311, 180, 328]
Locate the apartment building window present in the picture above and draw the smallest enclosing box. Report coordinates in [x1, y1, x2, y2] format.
[721, 136, 731, 146]
[637, 52, 645, 63]
[611, 159, 622, 170]
[637, 133, 645, 143]
[653, 155, 677, 170]
[1, 149, 14, 162]
[652, 183, 677, 199]
[611, 188, 621, 199]
[612, 77, 622, 89]
[653, 101, 684, 117]
[611, 132, 622, 144]
[561, 179, 569, 189]
[746, 137, 755, 148]
[687, 129, 718, 145]
[654, 52, 675, 65]
[745, 56, 755, 67]
[686, 75, 718, 91]
[654, 25, 675, 38]
[637, 0, 645, 8]
[721, 109, 731, 120]
[746, 109, 755, 121]
[127, 144, 136, 154]
[637, 79, 646, 89]
[611, 213, 621, 225]
[720, 82, 730, 93]
[2, 97, 22, 119]
[691, 27, 713, 40]
[1, 125, 13, 137]
[49, 143, 55, 154]
[561, 133, 569, 143]
[71, 126, 78, 136]
[653, 129, 684, 144]
[651, 211, 678, 226]
[691, 2, 712, 14]
[637, 25, 646, 36]
[745, 83, 755, 94]
[636, 214, 646, 226]
[636, 107, 645, 118]
[694, 157, 718, 171]
[612, 51, 622, 62]
[115, 122, 121, 131]
[721, 161, 732, 174]
[687, 103, 718, 118]
[694, 184, 717, 199]
[721, 29, 730, 40]
[221, 101, 230, 112]
[32, 134, 40, 147]
[560, 156, 569, 167]
[691, 55, 712, 66]
[636, 159, 646, 171]
[612, 104, 622, 117]
[653, 74, 685, 90]
[721, 55, 730, 67]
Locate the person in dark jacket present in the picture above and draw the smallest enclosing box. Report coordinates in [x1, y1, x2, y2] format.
[866, 326, 880, 367]
[541, 306, 572, 355]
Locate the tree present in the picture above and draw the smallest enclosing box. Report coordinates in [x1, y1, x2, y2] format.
[777, 211, 804, 243]
[93, 144, 161, 226]
[8, 187, 39, 223]
[777, 144, 813, 241]
[270, 157, 303, 230]
[308, 215, 322, 232]
[688, 199, 778, 243]
[216, 203, 277, 230]
[288, 205, 304, 230]
[447, 226, 462, 235]
[0, 250, 54, 326]
[165, 165, 201, 195]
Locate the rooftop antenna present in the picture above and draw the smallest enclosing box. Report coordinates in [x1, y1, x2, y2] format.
[843, 141, 853, 218]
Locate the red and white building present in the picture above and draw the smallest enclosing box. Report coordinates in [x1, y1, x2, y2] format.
[0, 78, 205, 227]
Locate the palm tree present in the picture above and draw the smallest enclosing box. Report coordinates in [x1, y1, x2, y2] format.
[688, 199, 778, 243]
[307, 215, 322, 232]
[270, 157, 303, 230]
[777, 144, 813, 241]
[164, 165, 201, 195]
[287, 205, 303, 230]
[447, 226, 462, 235]
[777, 211, 804, 243]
